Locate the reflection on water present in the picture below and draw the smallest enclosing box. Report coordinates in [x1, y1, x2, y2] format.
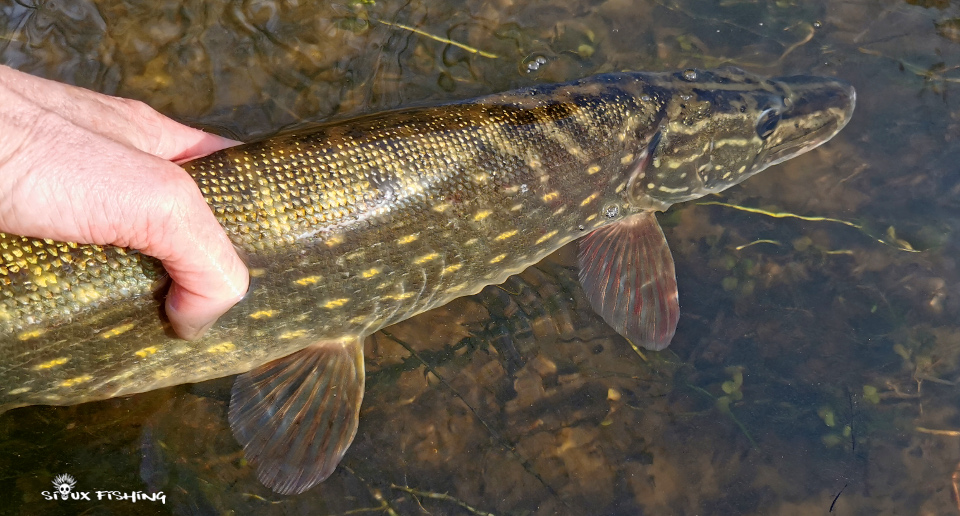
[135, 261, 680, 515]
[3, 0, 960, 513]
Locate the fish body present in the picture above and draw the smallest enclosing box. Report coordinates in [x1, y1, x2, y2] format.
[0, 68, 854, 493]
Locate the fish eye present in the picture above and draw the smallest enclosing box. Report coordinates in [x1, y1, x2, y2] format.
[756, 108, 781, 140]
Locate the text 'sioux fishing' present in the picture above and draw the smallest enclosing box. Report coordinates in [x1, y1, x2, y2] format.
[0, 67, 854, 494]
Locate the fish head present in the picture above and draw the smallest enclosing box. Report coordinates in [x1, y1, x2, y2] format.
[627, 67, 856, 208]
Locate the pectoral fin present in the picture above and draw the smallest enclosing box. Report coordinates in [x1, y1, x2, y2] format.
[577, 213, 679, 350]
[228, 336, 365, 495]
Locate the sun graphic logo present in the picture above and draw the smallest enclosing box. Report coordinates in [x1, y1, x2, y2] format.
[40, 473, 166, 504]
[41, 473, 90, 501]
[52, 474, 76, 497]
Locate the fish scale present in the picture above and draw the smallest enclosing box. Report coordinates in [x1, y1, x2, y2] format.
[0, 67, 855, 494]
[2, 83, 640, 394]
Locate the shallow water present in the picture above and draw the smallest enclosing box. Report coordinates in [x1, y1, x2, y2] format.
[2, 0, 960, 514]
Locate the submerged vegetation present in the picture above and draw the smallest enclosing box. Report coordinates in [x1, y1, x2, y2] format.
[3, 0, 960, 513]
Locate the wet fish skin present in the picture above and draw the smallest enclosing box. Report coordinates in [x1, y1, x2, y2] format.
[0, 67, 855, 493]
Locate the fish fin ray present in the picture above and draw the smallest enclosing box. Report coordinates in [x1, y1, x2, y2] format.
[229, 336, 365, 495]
[578, 212, 679, 350]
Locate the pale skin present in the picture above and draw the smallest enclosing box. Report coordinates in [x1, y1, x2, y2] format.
[0, 65, 249, 339]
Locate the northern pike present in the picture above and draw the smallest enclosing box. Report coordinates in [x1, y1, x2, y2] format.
[0, 67, 854, 494]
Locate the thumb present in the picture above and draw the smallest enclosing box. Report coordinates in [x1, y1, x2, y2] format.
[143, 164, 250, 340]
[164, 240, 249, 340]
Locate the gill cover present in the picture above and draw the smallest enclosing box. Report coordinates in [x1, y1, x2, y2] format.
[628, 67, 855, 207]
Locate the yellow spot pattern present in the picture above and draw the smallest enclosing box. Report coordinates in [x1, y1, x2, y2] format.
[587, 165, 601, 175]
[414, 253, 439, 264]
[473, 210, 492, 221]
[323, 298, 349, 309]
[207, 342, 236, 353]
[535, 230, 559, 245]
[34, 357, 69, 370]
[580, 192, 599, 206]
[18, 329, 44, 341]
[495, 230, 518, 241]
[442, 264, 462, 274]
[448, 281, 471, 293]
[489, 254, 507, 264]
[249, 310, 277, 319]
[135, 347, 158, 358]
[295, 275, 321, 286]
[398, 234, 419, 244]
[383, 292, 416, 301]
[102, 323, 135, 339]
[60, 375, 92, 388]
[542, 191, 559, 202]
[361, 267, 381, 278]
[280, 329, 308, 339]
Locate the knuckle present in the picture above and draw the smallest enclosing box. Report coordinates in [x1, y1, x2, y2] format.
[117, 97, 155, 119]
[142, 169, 203, 245]
[116, 97, 171, 157]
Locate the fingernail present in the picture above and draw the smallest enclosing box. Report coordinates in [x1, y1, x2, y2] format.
[165, 295, 215, 341]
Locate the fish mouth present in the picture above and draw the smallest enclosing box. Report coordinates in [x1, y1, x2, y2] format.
[761, 75, 856, 168]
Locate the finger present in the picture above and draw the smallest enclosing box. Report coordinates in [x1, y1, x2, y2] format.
[0, 65, 240, 162]
[164, 238, 250, 341]
[0, 112, 249, 340]
[118, 157, 250, 340]
[169, 132, 242, 164]
[110, 96, 241, 162]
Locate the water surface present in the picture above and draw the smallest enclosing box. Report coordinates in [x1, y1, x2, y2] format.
[2, 0, 960, 514]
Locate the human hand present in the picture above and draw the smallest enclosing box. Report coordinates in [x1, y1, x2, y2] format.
[0, 65, 248, 340]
